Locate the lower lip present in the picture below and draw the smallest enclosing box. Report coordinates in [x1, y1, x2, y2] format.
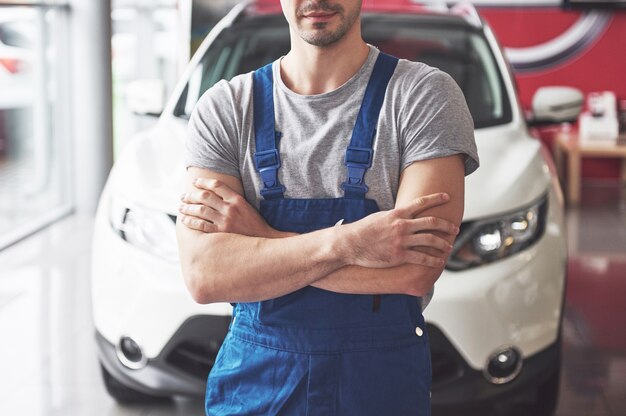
[304, 13, 336, 23]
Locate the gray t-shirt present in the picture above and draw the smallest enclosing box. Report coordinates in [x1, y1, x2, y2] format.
[186, 45, 479, 211]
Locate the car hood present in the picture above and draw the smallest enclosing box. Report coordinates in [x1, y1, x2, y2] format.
[109, 117, 188, 213]
[464, 125, 552, 220]
[109, 118, 552, 222]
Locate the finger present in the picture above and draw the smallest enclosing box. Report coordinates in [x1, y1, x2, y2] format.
[406, 216, 459, 235]
[396, 193, 450, 218]
[194, 178, 240, 202]
[179, 214, 217, 233]
[404, 233, 453, 253]
[403, 250, 446, 269]
[179, 203, 220, 224]
[182, 189, 228, 212]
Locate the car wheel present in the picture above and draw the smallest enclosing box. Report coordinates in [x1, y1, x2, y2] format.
[100, 363, 170, 404]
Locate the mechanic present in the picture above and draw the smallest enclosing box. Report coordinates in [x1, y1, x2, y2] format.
[176, 0, 478, 414]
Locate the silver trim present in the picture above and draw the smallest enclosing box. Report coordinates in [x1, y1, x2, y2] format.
[483, 346, 524, 384]
[115, 336, 149, 370]
[505, 11, 611, 72]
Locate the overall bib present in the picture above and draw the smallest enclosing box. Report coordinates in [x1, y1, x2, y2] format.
[205, 53, 432, 416]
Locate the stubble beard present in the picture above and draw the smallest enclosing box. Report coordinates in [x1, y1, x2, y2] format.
[296, 1, 360, 47]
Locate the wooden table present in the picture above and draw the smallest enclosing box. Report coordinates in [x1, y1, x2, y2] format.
[553, 132, 626, 205]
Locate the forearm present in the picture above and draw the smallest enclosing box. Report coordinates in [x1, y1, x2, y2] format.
[177, 224, 346, 304]
[311, 258, 440, 296]
[263, 223, 445, 297]
[179, 173, 457, 303]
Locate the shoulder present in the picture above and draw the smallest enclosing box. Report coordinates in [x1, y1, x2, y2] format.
[391, 59, 462, 103]
[192, 71, 255, 120]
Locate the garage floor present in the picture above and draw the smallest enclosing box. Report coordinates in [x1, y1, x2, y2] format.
[0, 183, 624, 416]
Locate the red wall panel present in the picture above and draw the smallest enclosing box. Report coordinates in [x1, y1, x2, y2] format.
[479, 7, 626, 179]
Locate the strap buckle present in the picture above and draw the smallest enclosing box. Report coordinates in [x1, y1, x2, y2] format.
[342, 147, 372, 198]
[254, 149, 281, 171]
[345, 147, 373, 168]
[254, 149, 285, 200]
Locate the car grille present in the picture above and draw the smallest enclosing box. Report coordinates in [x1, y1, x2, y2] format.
[427, 324, 466, 387]
[158, 315, 232, 380]
[160, 318, 467, 386]
[166, 340, 221, 380]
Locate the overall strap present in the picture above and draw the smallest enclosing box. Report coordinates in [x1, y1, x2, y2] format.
[342, 53, 399, 199]
[253, 62, 285, 200]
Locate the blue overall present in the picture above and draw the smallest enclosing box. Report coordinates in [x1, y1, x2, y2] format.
[205, 53, 432, 416]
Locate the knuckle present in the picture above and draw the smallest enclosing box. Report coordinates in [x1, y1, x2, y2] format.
[395, 218, 408, 231]
[231, 194, 244, 205]
[200, 190, 210, 200]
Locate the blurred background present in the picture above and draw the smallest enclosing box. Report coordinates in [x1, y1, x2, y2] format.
[0, 0, 625, 415]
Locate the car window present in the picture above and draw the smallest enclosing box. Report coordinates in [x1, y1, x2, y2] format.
[174, 15, 512, 129]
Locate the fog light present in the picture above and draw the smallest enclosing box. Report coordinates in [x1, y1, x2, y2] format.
[116, 336, 148, 370]
[483, 346, 523, 384]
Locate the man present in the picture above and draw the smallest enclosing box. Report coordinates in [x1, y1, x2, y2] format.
[176, 0, 478, 414]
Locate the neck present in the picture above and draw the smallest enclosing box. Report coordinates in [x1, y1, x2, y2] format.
[280, 28, 369, 95]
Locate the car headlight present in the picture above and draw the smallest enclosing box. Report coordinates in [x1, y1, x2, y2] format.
[446, 195, 548, 271]
[108, 195, 179, 262]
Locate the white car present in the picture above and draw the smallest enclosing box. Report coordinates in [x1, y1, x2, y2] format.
[92, 2, 579, 413]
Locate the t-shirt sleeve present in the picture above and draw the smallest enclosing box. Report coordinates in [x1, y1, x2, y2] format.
[399, 69, 479, 176]
[185, 79, 241, 178]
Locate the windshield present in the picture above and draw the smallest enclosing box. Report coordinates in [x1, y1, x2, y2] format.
[174, 15, 512, 129]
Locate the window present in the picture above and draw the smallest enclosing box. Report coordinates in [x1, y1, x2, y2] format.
[174, 14, 512, 129]
[0, 4, 72, 249]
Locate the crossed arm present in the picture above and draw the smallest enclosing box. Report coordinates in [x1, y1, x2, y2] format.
[175, 155, 465, 304]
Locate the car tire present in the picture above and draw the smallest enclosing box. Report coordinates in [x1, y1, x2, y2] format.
[100, 363, 171, 404]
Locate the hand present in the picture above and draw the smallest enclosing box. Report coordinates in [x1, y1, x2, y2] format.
[340, 193, 459, 269]
[178, 178, 275, 238]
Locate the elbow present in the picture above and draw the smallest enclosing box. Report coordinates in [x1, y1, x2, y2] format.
[406, 266, 444, 297]
[184, 272, 214, 304]
[180, 258, 221, 304]
[177, 229, 223, 304]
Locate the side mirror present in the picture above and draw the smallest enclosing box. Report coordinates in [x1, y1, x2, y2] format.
[529, 86, 584, 126]
[125, 79, 165, 117]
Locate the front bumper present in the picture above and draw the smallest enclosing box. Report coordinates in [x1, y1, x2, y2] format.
[428, 324, 560, 408]
[96, 315, 231, 397]
[97, 314, 560, 404]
